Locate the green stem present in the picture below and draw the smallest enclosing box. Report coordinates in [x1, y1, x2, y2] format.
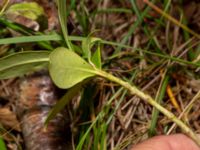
[96, 69, 200, 147]
[149, 73, 169, 136]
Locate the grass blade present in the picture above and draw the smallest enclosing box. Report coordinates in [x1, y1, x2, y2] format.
[143, 0, 200, 39]
[0, 34, 62, 45]
[149, 73, 169, 136]
[57, 0, 73, 50]
[0, 18, 53, 50]
[1, 35, 199, 68]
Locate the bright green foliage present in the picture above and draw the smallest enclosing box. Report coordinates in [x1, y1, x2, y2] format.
[0, 137, 6, 150]
[49, 47, 96, 89]
[81, 33, 102, 68]
[57, 0, 73, 50]
[81, 36, 101, 60]
[6, 2, 44, 20]
[0, 51, 49, 79]
[91, 43, 102, 69]
[149, 74, 170, 136]
[82, 36, 92, 59]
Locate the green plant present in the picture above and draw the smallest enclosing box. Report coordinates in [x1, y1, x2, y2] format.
[0, 137, 6, 150]
[47, 47, 200, 147]
[1, 0, 200, 149]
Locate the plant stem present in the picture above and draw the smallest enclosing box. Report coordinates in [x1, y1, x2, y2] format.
[149, 73, 169, 136]
[96, 69, 200, 147]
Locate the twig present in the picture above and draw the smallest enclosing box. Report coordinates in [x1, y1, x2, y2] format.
[167, 84, 182, 113]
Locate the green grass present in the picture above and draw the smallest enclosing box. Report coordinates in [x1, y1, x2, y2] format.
[149, 73, 169, 136]
[0, 0, 200, 149]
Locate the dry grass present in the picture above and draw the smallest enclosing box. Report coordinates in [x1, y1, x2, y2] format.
[0, 0, 200, 149]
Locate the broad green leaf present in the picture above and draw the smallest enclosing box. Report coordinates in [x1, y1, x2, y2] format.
[0, 51, 49, 79]
[91, 42, 102, 69]
[6, 2, 44, 20]
[49, 47, 96, 89]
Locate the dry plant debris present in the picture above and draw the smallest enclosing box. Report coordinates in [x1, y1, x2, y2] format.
[0, 0, 199, 150]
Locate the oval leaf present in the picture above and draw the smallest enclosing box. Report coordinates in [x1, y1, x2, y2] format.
[49, 47, 96, 89]
[0, 51, 49, 79]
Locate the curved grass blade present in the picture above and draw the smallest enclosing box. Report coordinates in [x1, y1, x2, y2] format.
[0, 18, 53, 50]
[57, 0, 73, 49]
